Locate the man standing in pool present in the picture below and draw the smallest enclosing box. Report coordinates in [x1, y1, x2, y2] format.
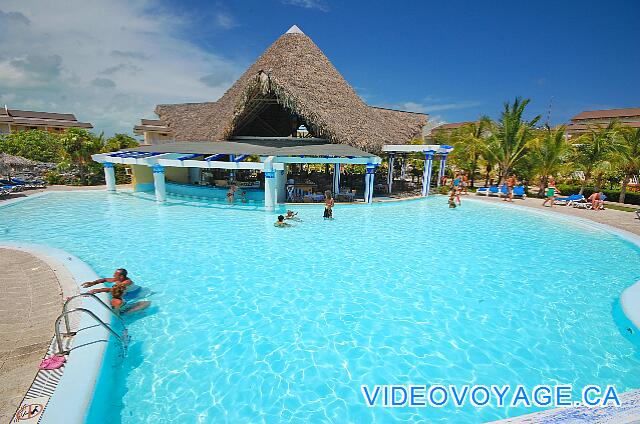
[82, 268, 140, 300]
[324, 190, 334, 219]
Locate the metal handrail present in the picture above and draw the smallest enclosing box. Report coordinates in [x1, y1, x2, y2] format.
[54, 308, 125, 355]
[62, 293, 125, 334]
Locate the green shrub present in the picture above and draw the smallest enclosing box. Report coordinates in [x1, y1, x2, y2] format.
[44, 170, 66, 185]
[0, 130, 62, 162]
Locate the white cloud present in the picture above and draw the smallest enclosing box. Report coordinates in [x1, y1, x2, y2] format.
[392, 100, 482, 114]
[215, 12, 238, 29]
[0, 0, 242, 135]
[281, 0, 329, 12]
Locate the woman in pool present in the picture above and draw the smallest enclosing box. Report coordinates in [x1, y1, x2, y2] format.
[226, 184, 237, 203]
[324, 190, 334, 219]
[542, 177, 560, 207]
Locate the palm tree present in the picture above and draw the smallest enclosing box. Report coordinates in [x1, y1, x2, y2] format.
[486, 98, 540, 184]
[613, 127, 640, 203]
[530, 127, 570, 196]
[450, 117, 492, 188]
[571, 121, 618, 194]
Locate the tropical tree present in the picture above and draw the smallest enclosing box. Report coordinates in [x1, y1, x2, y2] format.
[103, 133, 139, 152]
[59, 128, 104, 184]
[0, 129, 62, 162]
[449, 117, 492, 187]
[571, 121, 618, 194]
[485, 97, 540, 184]
[530, 126, 570, 196]
[613, 127, 640, 203]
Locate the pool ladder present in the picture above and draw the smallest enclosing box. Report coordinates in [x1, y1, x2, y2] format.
[54, 293, 129, 355]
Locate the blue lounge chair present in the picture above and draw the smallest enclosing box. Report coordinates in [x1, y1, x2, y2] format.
[475, 187, 490, 196]
[512, 186, 527, 199]
[555, 194, 584, 206]
[488, 186, 502, 196]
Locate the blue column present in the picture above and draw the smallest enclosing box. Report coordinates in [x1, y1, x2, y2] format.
[387, 153, 395, 194]
[364, 163, 377, 203]
[437, 153, 448, 187]
[422, 151, 435, 197]
[332, 163, 341, 195]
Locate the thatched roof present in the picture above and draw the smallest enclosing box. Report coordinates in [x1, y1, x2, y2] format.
[0, 153, 35, 167]
[156, 26, 427, 153]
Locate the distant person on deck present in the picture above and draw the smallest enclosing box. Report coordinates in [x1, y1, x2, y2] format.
[589, 191, 605, 211]
[542, 178, 560, 207]
[504, 174, 517, 202]
[461, 172, 469, 195]
[324, 190, 334, 219]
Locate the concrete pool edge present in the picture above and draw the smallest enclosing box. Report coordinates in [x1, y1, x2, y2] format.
[0, 241, 112, 424]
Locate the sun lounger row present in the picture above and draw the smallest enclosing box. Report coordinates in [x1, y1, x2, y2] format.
[0, 178, 46, 191]
[554, 193, 606, 209]
[475, 185, 527, 199]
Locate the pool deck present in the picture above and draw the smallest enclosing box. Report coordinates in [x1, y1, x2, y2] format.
[0, 249, 63, 423]
[468, 194, 640, 236]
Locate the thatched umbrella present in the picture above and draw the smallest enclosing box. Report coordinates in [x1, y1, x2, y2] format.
[0, 153, 35, 178]
[155, 26, 427, 154]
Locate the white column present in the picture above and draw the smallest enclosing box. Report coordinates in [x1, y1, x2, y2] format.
[422, 151, 435, 197]
[188, 167, 201, 184]
[364, 163, 377, 203]
[332, 163, 341, 195]
[437, 154, 448, 187]
[263, 157, 276, 210]
[387, 153, 395, 194]
[103, 162, 116, 192]
[400, 154, 407, 180]
[152, 164, 166, 202]
[275, 166, 286, 203]
[229, 154, 235, 180]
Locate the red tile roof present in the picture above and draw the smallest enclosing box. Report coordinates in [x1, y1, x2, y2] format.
[571, 107, 640, 121]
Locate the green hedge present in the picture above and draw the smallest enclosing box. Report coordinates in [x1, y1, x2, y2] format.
[556, 184, 640, 206]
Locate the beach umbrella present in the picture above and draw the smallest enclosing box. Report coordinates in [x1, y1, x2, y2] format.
[0, 153, 35, 178]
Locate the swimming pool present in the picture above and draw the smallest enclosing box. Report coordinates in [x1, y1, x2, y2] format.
[2, 191, 639, 423]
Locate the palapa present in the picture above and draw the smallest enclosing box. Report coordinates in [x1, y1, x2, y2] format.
[156, 26, 427, 153]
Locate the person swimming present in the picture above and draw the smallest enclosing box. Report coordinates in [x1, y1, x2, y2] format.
[274, 215, 291, 227]
[82, 268, 141, 300]
[109, 283, 150, 315]
[284, 210, 300, 220]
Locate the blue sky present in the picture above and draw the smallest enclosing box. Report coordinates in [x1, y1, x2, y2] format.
[0, 0, 638, 135]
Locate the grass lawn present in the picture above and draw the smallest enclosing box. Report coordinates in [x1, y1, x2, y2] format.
[605, 203, 639, 212]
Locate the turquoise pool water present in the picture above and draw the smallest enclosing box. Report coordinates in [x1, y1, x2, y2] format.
[1, 191, 640, 423]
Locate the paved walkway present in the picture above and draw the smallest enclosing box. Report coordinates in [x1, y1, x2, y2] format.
[0, 249, 63, 423]
[469, 194, 640, 236]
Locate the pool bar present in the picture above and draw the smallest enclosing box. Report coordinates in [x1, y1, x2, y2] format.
[91, 138, 454, 209]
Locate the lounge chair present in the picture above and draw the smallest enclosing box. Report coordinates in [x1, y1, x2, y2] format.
[0, 180, 24, 192]
[488, 186, 503, 197]
[555, 194, 584, 206]
[476, 187, 490, 196]
[12, 178, 46, 189]
[635, 209, 640, 220]
[573, 198, 593, 209]
[512, 186, 527, 199]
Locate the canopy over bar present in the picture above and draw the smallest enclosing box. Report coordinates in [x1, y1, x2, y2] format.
[382, 144, 453, 154]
